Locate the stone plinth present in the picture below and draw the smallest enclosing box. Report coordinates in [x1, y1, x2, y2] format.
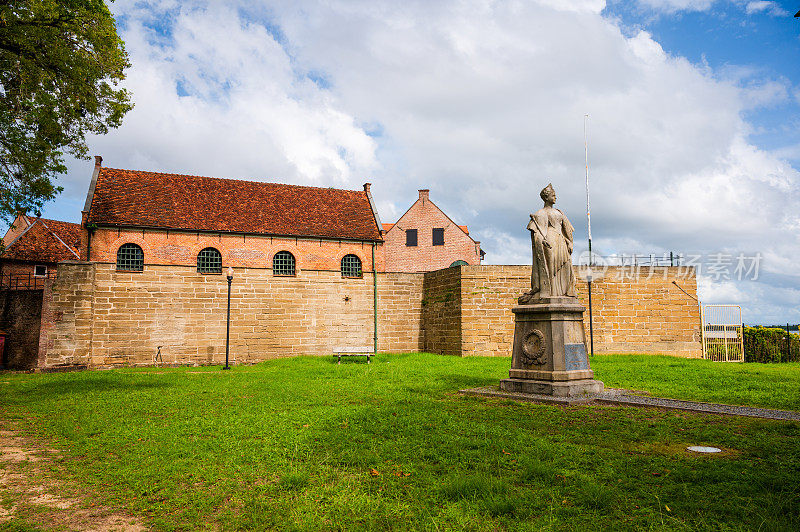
[500, 296, 603, 398]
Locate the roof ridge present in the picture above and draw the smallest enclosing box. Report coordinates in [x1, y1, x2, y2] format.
[100, 167, 366, 195]
[2, 218, 38, 252]
[38, 217, 80, 228]
[37, 218, 80, 259]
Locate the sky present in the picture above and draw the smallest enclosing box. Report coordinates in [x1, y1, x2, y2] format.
[9, 0, 800, 324]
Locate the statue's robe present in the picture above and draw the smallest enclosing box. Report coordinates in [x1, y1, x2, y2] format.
[527, 207, 576, 298]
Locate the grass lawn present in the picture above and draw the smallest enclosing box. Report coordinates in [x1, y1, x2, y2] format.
[0, 353, 798, 530]
[591, 354, 800, 411]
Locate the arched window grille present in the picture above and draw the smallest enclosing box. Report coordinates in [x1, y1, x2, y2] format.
[116, 243, 144, 271]
[273, 251, 296, 276]
[341, 254, 363, 278]
[197, 247, 222, 274]
[450, 260, 468, 268]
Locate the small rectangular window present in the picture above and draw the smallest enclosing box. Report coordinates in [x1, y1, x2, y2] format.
[432, 228, 445, 246]
[406, 229, 418, 247]
[34, 265, 47, 277]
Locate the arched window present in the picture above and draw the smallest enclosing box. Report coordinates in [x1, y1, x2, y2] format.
[341, 254, 362, 278]
[197, 247, 222, 274]
[116, 243, 144, 271]
[273, 251, 296, 276]
[450, 260, 468, 268]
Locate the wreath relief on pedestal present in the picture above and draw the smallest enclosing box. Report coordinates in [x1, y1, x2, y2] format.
[521, 329, 547, 365]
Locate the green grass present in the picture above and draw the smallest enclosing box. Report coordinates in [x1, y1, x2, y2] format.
[592, 354, 800, 411]
[0, 353, 797, 530]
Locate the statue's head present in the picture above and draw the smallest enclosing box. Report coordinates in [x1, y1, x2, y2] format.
[540, 183, 556, 204]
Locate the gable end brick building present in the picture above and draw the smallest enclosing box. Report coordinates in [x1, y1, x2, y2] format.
[383, 189, 483, 272]
[1, 215, 81, 286]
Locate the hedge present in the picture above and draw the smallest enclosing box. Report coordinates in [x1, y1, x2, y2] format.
[743, 326, 800, 363]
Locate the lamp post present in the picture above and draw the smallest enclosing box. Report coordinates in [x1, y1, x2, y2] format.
[224, 266, 233, 370]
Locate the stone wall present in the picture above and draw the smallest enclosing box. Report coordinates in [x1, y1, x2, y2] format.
[459, 266, 527, 358]
[0, 288, 44, 369]
[44, 262, 423, 367]
[575, 266, 701, 356]
[455, 265, 701, 358]
[421, 267, 462, 356]
[44, 263, 96, 368]
[38, 262, 701, 369]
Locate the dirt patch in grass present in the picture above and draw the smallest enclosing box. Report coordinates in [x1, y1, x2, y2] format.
[0, 425, 146, 531]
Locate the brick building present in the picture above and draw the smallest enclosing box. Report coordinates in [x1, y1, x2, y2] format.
[383, 189, 483, 272]
[0, 215, 81, 368]
[3, 162, 485, 282]
[80, 157, 384, 276]
[1, 214, 81, 288]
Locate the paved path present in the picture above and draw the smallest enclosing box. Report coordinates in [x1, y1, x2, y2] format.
[460, 387, 800, 421]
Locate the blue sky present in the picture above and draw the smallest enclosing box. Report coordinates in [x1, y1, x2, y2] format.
[605, 0, 800, 157]
[3, 0, 799, 324]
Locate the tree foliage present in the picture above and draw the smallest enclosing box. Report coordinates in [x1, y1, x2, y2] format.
[0, 0, 132, 221]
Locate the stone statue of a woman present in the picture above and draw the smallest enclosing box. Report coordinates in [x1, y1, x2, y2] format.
[519, 183, 577, 304]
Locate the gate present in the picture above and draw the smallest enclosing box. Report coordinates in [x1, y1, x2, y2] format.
[701, 305, 744, 362]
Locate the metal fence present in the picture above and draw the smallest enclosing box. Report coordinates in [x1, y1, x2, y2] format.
[579, 252, 686, 267]
[701, 305, 744, 362]
[0, 271, 54, 290]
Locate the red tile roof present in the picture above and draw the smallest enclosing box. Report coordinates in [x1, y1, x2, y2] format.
[87, 168, 382, 241]
[1, 218, 81, 263]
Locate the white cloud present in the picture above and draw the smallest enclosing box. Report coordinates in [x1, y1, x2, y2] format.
[90, 2, 378, 187]
[634, 0, 717, 13]
[27, 0, 800, 324]
[739, 79, 791, 108]
[534, 0, 607, 13]
[745, 1, 789, 16]
[698, 276, 800, 324]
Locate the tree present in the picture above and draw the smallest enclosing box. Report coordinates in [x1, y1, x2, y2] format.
[0, 0, 132, 221]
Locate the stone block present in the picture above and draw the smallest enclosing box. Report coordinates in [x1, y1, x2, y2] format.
[500, 297, 603, 398]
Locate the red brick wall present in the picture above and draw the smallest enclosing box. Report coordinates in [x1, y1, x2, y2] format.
[384, 191, 481, 272]
[88, 227, 385, 273]
[0, 260, 56, 289]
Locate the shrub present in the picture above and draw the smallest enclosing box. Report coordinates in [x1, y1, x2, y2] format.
[743, 327, 800, 363]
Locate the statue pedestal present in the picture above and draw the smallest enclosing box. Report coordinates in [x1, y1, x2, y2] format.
[500, 297, 603, 398]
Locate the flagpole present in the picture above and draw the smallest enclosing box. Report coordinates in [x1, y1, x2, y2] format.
[584, 114, 592, 264]
[584, 113, 594, 357]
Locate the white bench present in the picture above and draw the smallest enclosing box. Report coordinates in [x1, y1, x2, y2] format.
[333, 347, 375, 364]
